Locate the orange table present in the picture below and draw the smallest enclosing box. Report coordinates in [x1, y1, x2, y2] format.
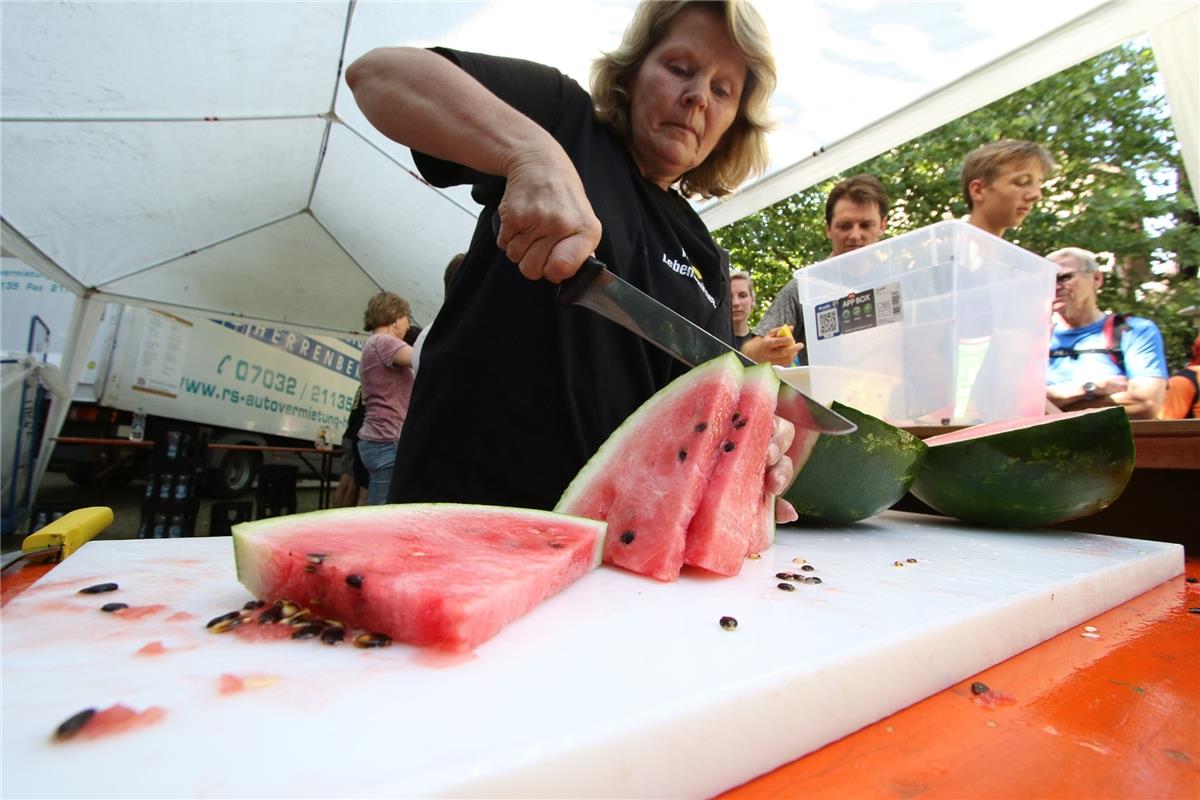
[3, 551, 1197, 798]
[719, 558, 1200, 799]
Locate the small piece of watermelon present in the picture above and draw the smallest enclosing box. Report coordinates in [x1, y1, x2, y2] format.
[556, 353, 743, 581]
[233, 504, 605, 652]
[684, 364, 779, 575]
[910, 406, 1134, 528]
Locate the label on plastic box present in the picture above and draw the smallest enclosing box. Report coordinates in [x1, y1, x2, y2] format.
[813, 282, 902, 341]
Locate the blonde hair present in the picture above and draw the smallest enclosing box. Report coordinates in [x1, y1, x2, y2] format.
[730, 269, 754, 299]
[961, 139, 1055, 210]
[363, 291, 411, 331]
[591, 0, 776, 199]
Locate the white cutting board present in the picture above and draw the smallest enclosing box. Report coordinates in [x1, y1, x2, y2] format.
[1, 511, 1183, 799]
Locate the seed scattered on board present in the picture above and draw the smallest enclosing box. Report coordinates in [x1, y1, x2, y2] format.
[970, 681, 989, 695]
[78, 583, 118, 595]
[746, 553, 761, 560]
[53, 708, 96, 741]
[719, 616, 738, 631]
[1084, 625, 1098, 632]
[777, 582, 796, 592]
[100, 603, 129, 613]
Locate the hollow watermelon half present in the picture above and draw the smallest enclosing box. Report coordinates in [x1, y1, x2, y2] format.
[783, 401, 928, 525]
[556, 353, 745, 581]
[910, 406, 1134, 528]
[232, 504, 605, 652]
[684, 363, 779, 575]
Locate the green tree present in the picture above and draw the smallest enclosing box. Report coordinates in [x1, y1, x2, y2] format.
[717, 42, 1199, 370]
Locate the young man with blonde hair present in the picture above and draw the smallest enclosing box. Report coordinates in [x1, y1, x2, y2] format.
[961, 139, 1055, 238]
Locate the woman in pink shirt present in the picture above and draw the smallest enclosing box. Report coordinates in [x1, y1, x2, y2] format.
[357, 292, 415, 505]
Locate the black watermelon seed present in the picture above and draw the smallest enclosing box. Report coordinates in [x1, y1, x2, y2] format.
[353, 632, 392, 648]
[320, 626, 345, 645]
[800, 564, 815, 572]
[346, 574, 364, 589]
[78, 582, 118, 595]
[100, 602, 129, 613]
[906, 558, 918, 564]
[1188, 608, 1200, 615]
[719, 616, 738, 631]
[731, 411, 741, 422]
[257, 605, 284, 624]
[733, 417, 748, 429]
[620, 531, 636, 545]
[970, 681, 990, 695]
[291, 622, 326, 640]
[678, 449, 688, 462]
[775, 572, 796, 580]
[549, 542, 564, 549]
[694, 422, 707, 432]
[807, 576, 823, 584]
[243, 600, 265, 610]
[1187, 577, 1198, 584]
[54, 708, 96, 741]
[722, 441, 735, 453]
[206, 610, 241, 627]
[777, 583, 796, 592]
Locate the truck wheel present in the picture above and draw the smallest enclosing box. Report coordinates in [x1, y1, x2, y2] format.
[212, 451, 260, 497]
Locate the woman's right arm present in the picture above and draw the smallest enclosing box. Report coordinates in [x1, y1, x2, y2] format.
[345, 47, 601, 282]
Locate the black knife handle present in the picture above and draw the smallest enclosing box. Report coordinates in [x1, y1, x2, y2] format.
[557, 256, 606, 306]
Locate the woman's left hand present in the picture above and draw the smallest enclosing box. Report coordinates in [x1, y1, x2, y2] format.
[766, 415, 798, 524]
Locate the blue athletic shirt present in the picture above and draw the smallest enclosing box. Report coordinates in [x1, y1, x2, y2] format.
[1047, 314, 1168, 385]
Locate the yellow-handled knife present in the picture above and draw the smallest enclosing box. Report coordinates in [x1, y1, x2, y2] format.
[0, 507, 113, 573]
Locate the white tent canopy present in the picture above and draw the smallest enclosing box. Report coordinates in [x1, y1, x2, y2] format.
[1, 0, 1197, 506]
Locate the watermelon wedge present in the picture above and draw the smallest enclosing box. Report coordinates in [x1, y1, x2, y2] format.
[684, 364, 779, 575]
[233, 504, 605, 652]
[783, 402, 928, 525]
[910, 406, 1134, 528]
[556, 353, 744, 581]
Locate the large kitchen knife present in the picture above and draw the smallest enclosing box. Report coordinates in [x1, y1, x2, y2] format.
[557, 256, 856, 435]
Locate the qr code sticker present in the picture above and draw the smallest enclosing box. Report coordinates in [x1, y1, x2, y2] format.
[815, 303, 839, 340]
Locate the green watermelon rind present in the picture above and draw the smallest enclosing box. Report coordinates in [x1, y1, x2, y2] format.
[555, 352, 743, 513]
[232, 503, 608, 589]
[782, 401, 928, 525]
[910, 406, 1134, 528]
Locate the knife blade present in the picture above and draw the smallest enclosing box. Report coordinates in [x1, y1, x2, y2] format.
[557, 256, 856, 435]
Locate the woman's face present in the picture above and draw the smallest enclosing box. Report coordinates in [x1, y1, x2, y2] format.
[730, 277, 753, 327]
[626, 6, 748, 189]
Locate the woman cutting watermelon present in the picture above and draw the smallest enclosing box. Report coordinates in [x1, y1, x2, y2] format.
[346, 0, 798, 520]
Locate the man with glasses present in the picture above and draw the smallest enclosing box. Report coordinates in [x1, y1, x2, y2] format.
[1045, 247, 1167, 419]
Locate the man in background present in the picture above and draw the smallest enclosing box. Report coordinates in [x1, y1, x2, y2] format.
[741, 174, 889, 366]
[961, 139, 1054, 238]
[1046, 247, 1167, 419]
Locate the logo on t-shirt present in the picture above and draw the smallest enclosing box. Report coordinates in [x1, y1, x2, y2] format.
[661, 247, 716, 309]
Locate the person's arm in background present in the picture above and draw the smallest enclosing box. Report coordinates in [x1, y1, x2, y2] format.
[1046, 319, 1167, 419]
[741, 280, 804, 366]
[345, 47, 600, 282]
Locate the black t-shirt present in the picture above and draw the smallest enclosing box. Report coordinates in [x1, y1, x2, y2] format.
[388, 49, 733, 510]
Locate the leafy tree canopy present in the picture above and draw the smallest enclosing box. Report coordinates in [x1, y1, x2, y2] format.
[716, 42, 1199, 370]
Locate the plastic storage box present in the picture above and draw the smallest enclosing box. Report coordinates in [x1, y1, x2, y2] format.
[794, 220, 1056, 425]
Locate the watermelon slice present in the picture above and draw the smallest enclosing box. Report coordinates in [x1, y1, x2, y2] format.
[556, 353, 743, 581]
[783, 402, 928, 525]
[910, 406, 1134, 528]
[233, 504, 605, 652]
[684, 364, 779, 575]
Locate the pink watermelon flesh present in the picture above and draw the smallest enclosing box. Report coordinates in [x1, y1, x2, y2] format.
[922, 407, 1111, 447]
[233, 504, 605, 652]
[556, 354, 742, 581]
[684, 364, 778, 575]
[774, 381, 824, 493]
